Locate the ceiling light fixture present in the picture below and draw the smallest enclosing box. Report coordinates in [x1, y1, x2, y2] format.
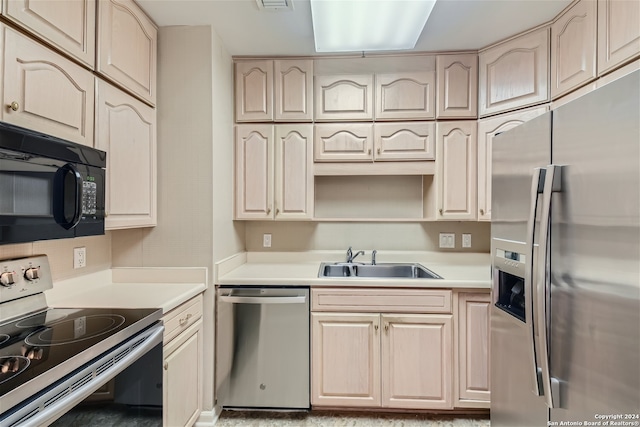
[310, 0, 436, 53]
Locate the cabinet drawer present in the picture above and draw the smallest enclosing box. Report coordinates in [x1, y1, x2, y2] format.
[163, 294, 203, 343]
[312, 288, 452, 313]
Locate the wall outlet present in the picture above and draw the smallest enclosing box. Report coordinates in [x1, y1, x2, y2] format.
[462, 233, 472, 248]
[439, 233, 455, 249]
[263, 233, 272, 248]
[73, 247, 86, 269]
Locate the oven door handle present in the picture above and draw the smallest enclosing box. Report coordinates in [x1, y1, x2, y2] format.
[218, 295, 307, 304]
[53, 163, 83, 230]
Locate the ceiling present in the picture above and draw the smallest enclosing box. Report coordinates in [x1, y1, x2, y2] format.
[136, 0, 572, 57]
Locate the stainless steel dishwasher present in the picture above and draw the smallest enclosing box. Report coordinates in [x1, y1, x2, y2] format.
[215, 287, 310, 409]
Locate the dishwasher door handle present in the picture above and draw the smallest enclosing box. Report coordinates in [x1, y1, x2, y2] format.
[218, 295, 307, 304]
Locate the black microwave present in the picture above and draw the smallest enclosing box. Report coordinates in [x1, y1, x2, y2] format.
[0, 122, 106, 245]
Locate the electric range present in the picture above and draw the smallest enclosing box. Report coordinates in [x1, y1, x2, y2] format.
[0, 255, 163, 426]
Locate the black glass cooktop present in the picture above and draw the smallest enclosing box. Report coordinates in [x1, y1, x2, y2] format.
[0, 307, 160, 398]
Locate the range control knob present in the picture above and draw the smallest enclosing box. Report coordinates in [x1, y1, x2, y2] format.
[24, 267, 40, 281]
[0, 271, 16, 287]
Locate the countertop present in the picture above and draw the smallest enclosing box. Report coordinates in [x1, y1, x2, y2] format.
[46, 267, 207, 314]
[216, 251, 491, 289]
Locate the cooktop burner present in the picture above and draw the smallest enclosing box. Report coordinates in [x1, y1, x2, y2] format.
[0, 356, 30, 385]
[25, 314, 126, 347]
[15, 311, 68, 328]
[0, 335, 8, 346]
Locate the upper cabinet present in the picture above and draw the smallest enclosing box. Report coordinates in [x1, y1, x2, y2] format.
[2, 0, 96, 68]
[374, 72, 435, 120]
[97, 0, 157, 106]
[95, 79, 157, 229]
[236, 59, 313, 122]
[314, 74, 374, 121]
[314, 123, 374, 162]
[275, 60, 313, 121]
[597, 0, 640, 75]
[374, 122, 435, 162]
[1, 25, 95, 146]
[550, 0, 597, 99]
[236, 60, 273, 122]
[436, 54, 478, 118]
[479, 27, 550, 117]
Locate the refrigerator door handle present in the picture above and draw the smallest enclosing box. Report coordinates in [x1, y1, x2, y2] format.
[537, 164, 563, 408]
[525, 167, 545, 396]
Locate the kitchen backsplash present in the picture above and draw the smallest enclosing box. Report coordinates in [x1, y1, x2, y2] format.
[245, 222, 490, 252]
[0, 233, 111, 282]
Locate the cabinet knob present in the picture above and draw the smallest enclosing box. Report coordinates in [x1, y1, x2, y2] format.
[377, 148, 381, 155]
[374, 324, 379, 331]
[384, 323, 389, 332]
[266, 207, 271, 215]
[368, 149, 371, 155]
[179, 313, 192, 326]
[439, 208, 443, 215]
[480, 209, 485, 215]
[9, 101, 19, 112]
[275, 208, 280, 215]
[164, 362, 168, 371]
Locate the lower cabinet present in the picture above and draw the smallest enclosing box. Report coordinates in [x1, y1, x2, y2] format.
[311, 288, 454, 410]
[162, 295, 203, 427]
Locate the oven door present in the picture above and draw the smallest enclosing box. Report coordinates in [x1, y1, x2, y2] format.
[0, 148, 105, 245]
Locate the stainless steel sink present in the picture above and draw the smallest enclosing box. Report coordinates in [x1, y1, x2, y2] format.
[318, 262, 442, 279]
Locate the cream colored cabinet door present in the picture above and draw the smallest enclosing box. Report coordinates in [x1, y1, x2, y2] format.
[96, 79, 157, 229]
[314, 123, 374, 162]
[274, 59, 313, 122]
[163, 320, 203, 427]
[382, 314, 453, 410]
[373, 122, 435, 161]
[436, 121, 477, 221]
[235, 125, 274, 219]
[236, 60, 273, 122]
[97, 0, 157, 105]
[274, 125, 313, 220]
[3, 0, 96, 68]
[2, 26, 94, 146]
[436, 54, 478, 118]
[551, 0, 597, 99]
[456, 293, 490, 407]
[311, 313, 381, 407]
[597, 0, 640, 75]
[477, 106, 547, 221]
[374, 72, 435, 120]
[479, 27, 549, 117]
[314, 74, 374, 121]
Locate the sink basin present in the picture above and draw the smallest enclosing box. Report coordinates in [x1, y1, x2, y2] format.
[318, 262, 442, 279]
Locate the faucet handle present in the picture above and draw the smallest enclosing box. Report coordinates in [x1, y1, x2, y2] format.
[371, 250, 378, 265]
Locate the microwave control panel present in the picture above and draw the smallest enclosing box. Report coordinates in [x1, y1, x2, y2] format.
[82, 181, 97, 215]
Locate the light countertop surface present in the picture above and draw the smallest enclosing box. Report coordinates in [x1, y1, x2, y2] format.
[216, 251, 491, 289]
[46, 268, 207, 314]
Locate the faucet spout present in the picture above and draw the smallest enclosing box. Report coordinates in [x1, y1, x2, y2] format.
[345, 247, 365, 263]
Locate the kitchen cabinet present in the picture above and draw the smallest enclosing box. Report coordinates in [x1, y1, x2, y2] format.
[311, 288, 453, 410]
[436, 121, 477, 221]
[597, 0, 640, 76]
[314, 123, 374, 162]
[1, 25, 95, 146]
[314, 74, 374, 121]
[235, 124, 313, 220]
[95, 79, 157, 229]
[162, 294, 203, 427]
[274, 59, 313, 121]
[97, 0, 157, 105]
[374, 72, 435, 120]
[374, 122, 435, 161]
[550, 0, 597, 99]
[477, 106, 547, 221]
[455, 292, 490, 408]
[2, 0, 96, 68]
[479, 27, 550, 117]
[235, 60, 273, 122]
[436, 54, 478, 118]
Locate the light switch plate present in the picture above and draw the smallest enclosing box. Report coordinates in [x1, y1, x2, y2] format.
[462, 233, 472, 248]
[73, 247, 86, 269]
[263, 234, 272, 248]
[439, 233, 455, 249]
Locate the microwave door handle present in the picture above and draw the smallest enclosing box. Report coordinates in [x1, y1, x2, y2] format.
[53, 163, 83, 230]
[537, 164, 563, 408]
[526, 167, 545, 396]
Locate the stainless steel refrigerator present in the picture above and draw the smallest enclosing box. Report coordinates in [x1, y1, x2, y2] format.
[490, 69, 640, 426]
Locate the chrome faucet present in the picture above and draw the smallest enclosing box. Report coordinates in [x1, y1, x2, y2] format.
[371, 250, 377, 265]
[346, 246, 365, 263]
